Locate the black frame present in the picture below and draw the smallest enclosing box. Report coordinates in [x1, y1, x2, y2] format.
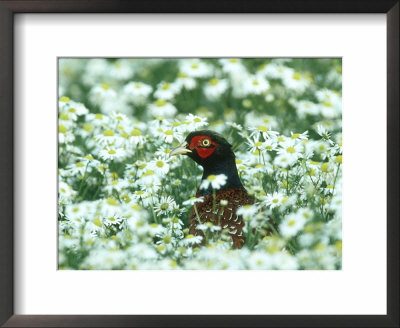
[0, 1, 398, 327]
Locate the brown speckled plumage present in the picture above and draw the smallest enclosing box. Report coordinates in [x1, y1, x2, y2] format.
[170, 130, 254, 249]
[189, 188, 254, 248]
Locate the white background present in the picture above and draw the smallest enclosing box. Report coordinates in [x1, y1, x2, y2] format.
[14, 14, 387, 315]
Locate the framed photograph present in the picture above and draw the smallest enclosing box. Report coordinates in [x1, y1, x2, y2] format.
[1, 1, 398, 327]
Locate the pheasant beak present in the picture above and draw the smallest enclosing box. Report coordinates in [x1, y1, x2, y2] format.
[169, 141, 192, 157]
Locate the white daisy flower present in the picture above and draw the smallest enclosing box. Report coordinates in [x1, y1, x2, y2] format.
[123, 81, 153, 105]
[175, 72, 197, 90]
[154, 196, 177, 216]
[153, 81, 180, 100]
[200, 174, 227, 191]
[282, 71, 310, 93]
[277, 139, 303, 162]
[148, 157, 170, 175]
[203, 78, 229, 101]
[160, 128, 182, 144]
[182, 234, 203, 246]
[263, 192, 285, 209]
[148, 99, 177, 118]
[243, 74, 270, 95]
[89, 83, 117, 107]
[237, 204, 258, 217]
[290, 131, 308, 141]
[279, 212, 306, 238]
[219, 58, 246, 74]
[248, 125, 279, 140]
[182, 196, 204, 206]
[99, 146, 127, 161]
[196, 222, 221, 232]
[179, 59, 213, 78]
[128, 128, 147, 147]
[109, 59, 134, 80]
[185, 114, 208, 130]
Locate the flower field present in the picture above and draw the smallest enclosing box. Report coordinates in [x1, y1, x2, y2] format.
[58, 58, 342, 270]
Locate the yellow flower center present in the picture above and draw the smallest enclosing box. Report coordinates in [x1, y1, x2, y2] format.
[59, 125, 67, 133]
[207, 175, 216, 181]
[83, 124, 93, 132]
[107, 197, 117, 206]
[286, 147, 296, 154]
[60, 113, 69, 120]
[155, 99, 167, 107]
[161, 83, 170, 90]
[59, 96, 70, 102]
[156, 161, 164, 168]
[293, 72, 301, 80]
[103, 129, 114, 136]
[130, 129, 142, 136]
[209, 78, 219, 86]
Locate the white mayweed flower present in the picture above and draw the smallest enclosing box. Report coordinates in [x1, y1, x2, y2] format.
[182, 234, 203, 246]
[243, 74, 270, 95]
[295, 100, 320, 118]
[154, 196, 177, 216]
[248, 125, 279, 140]
[148, 99, 177, 118]
[153, 81, 180, 100]
[128, 128, 147, 147]
[175, 72, 197, 90]
[200, 174, 227, 190]
[185, 114, 208, 130]
[219, 58, 246, 75]
[123, 81, 153, 105]
[148, 157, 170, 175]
[160, 128, 182, 144]
[290, 131, 308, 141]
[277, 139, 303, 162]
[316, 124, 332, 140]
[182, 196, 204, 206]
[58, 123, 75, 144]
[203, 78, 229, 101]
[99, 146, 127, 161]
[282, 71, 310, 93]
[89, 83, 117, 106]
[247, 135, 267, 153]
[257, 63, 292, 79]
[179, 59, 213, 78]
[109, 59, 134, 80]
[279, 212, 306, 238]
[263, 192, 285, 209]
[237, 204, 258, 217]
[59, 97, 89, 119]
[196, 222, 221, 232]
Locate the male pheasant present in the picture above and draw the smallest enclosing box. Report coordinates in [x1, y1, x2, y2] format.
[170, 130, 254, 248]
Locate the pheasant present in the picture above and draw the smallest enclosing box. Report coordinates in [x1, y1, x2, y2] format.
[170, 130, 254, 248]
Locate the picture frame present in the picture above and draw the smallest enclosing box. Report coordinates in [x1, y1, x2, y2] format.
[0, 0, 398, 327]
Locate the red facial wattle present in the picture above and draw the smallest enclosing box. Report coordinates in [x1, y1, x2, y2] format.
[189, 135, 217, 159]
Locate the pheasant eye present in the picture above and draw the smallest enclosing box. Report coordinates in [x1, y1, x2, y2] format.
[201, 139, 211, 147]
